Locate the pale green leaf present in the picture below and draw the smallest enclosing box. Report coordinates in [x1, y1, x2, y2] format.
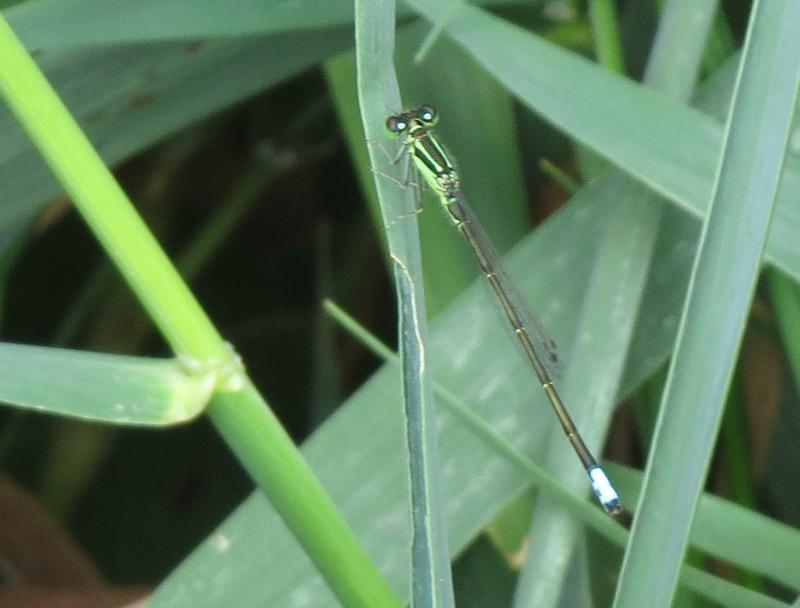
[0, 344, 214, 424]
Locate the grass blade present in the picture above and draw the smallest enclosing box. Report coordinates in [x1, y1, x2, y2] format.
[7, 0, 356, 47]
[614, 2, 800, 606]
[0, 345, 213, 425]
[610, 464, 800, 591]
[514, 2, 716, 605]
[354, 1, 455, 605]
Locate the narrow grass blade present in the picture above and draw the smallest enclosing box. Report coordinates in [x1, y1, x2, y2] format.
[587, 0, 624, 74]
[5, 0, 512, 49]
[614, 3, 800, 607]
[610, 464, 800, 591]
[0, 344, 214, 425]
[515, 2, 716, 606]
[355, 1, 454, 606]
[6, 0, 357, 47]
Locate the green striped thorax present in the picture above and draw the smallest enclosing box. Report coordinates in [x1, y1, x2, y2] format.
[385, 104, 460, 201]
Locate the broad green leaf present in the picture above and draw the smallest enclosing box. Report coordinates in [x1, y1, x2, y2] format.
[0, 344, 213, 424]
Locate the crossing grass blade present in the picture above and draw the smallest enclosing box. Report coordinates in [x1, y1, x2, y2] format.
[609, 464, 800, 591]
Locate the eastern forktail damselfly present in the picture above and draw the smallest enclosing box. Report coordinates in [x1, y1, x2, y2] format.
[385, 104, 622, 515]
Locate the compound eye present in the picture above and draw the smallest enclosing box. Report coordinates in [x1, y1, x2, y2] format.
[385, 115, 408, 135]
[416, 104, 438, 124]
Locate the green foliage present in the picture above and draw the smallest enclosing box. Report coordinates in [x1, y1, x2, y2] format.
[0, 1, 798, 608]
[0, 344, 213, 424]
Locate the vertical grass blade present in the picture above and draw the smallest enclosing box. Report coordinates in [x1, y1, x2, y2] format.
[514, 2, 716, 606]
[614, 3, 800, 607]
[588, 0, 624, 74]
[354, 1, 455, 605]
